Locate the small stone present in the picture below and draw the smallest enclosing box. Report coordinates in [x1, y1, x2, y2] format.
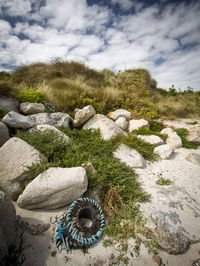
[186, 153, 200, 165]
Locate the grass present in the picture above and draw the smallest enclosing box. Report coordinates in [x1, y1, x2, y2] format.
[186, 121, 198, 125]
[175, 128, 198, 149]
[1, 60, 200, 119]
[156, 178, 173, 186]
[131, 126, 167, 142]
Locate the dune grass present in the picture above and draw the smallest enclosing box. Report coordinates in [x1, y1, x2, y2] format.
[1, 60, 200, 119]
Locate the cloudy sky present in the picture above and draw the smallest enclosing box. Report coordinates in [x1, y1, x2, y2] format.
[0, 0, 200, 91]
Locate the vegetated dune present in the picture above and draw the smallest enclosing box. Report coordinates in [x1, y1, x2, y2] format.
[0, 60, 200, 119]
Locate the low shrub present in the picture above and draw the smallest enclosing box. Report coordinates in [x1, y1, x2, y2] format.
[16, 88, 45, 103]
[175, 128, 198, 149]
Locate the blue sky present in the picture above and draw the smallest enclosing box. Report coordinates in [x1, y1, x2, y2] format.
[0, 0, 200, 91]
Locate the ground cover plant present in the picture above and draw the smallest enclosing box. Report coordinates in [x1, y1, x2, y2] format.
[175, 128, 199, 149]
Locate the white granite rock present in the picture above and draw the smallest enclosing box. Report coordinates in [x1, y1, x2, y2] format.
[2, 111, 34, 129]
[29, 112, 72, 128]
[137, 135, 164, 145]
[128, 119, 149, 132]
[161, 128, 182, 149]
[17, 167, 88, 209]
[0, 137, 46, 200]
[113, 144, 145, 168]
[20, 102, 45, 114]
[73, 105, 96, 127]
[108, 109, 131, 121]
[83, 114, 127, 141]
[115, 116, 128, 130]
[154, 144, 174, 159]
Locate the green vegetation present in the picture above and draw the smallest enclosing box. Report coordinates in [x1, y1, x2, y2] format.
[175, 128, 198, 149]
[131, 126, 167, 142]
[149, 120, 165, 132]
[186, 121, 198, 125]
[0, 108, 8, 119]
[16, 88, 45, 103]
[156, 177, 173, 186]
[1, 60, 199, 119]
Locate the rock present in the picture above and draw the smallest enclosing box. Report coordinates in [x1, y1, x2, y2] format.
[128, 119, 149, 132]
[0, 96, 19, 112]
[108, 109, 131, 121]
[185, 153, 200, 165]
[154, 144, 174, 159]
[29, 112, 72, 128]
[2, 111, 34, 129]
[29, 124, 70, 143]
[83, 114, 127, 141]
[0, 137, 46, 200]
[45, 102, 56, 112]
[0, 191, 16, 260]
[161, 128, 182, 149]
[17, 167, 88, 209]
[0, 122, 10, 147]
[137, 135, 164, 145]
[154, 227, 190, 254]
[73, 105, 96, 127]
[187, 125, 200, 143]
[115, 117, 128, 130]
[20, 102, 45, 114]
[113, 144, 145, 168]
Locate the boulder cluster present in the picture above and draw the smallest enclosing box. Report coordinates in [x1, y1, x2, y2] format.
[1, 98, 200, 212]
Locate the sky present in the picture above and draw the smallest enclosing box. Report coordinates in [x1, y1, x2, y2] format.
[0, 0, 200, 91]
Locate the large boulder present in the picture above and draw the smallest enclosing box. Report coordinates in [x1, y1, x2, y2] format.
[137, 135, 164, 145]
[154, 144, 174, 159]
[0, 191, 16, 260]
[83, 114, 127, 141]
[0, 96, 19, 112]
[108, 109, 131, 121]
[20, 102, 45, 115]
[113, 144, 145, 168]
[29, 124, 70, 143]
[0, 122, 10, 147]
[0, 137, 46, 200]
[161, 128, 182, 149]
[2, 111, 34, 129]
[73, 105, 96, 127]
[17, 167, 88, 209]
[128, 119, 149, 132]
[115, 116, 128, 130]
[29, 112, 72, 128]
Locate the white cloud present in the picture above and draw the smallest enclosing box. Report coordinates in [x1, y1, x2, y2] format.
[0, 0, 32, 17]
[0, 0, 200, 90]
